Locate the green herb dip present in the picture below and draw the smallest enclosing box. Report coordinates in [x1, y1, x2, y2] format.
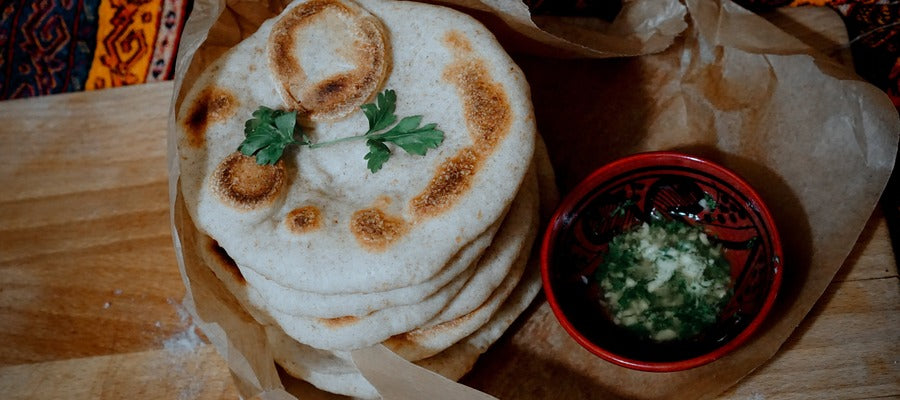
[596, 220, 732, 342]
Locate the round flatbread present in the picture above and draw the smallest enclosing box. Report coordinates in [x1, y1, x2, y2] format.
[215, 221, 500, 318]
[421, 168, 538, 326]
[176, 0, 536, 296]
[414, 261, 544, 380]
[382, 223, 534, 361]
[380, 168, 539, 360]
[269, 258, 543, 399]
[195, 166, 535, 350]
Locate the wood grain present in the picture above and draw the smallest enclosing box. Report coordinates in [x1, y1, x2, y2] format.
[0, 82, 187, 366]
[0, 80, 896, 400]
[720, 221, 899, 400]
[0, 345, 238, 400]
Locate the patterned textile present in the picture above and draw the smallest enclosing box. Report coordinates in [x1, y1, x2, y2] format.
[0, 0, 191, 100]
[3, 0, 896, 105]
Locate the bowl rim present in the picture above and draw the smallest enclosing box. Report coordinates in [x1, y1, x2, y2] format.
[540, 151, 783, 372]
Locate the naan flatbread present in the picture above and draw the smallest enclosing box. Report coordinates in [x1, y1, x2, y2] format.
[175, 0, 556, 395]
[268, 256, 544, 399]
[176, 0, 537, 296]
[211, 221, 500, 318]
[381, 169, 540, 360]
[195, 166, 536, 350]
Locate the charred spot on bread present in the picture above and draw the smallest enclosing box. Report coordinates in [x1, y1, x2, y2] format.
[318, 315, 359, 328]
[213, 152, 285, 209]
[442, 33, 512, 152]
[447, 59, 511, 151]
[411, 148, 479, 217]
[383, 306, 480, 357]
[183, 86, 238, 148]
[384, 331, 416, 348]
[391, 306, 479, 344]
[316, 75, 349, 99]
[286, 206, 322, 233]
[350, 207, 408, 251]
[409, 32, 513, 218]
[268, 0, 388, 121]
[444, 30, 473, 53]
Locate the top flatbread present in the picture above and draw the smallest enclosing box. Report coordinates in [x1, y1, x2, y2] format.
[176, 0, 536, 295]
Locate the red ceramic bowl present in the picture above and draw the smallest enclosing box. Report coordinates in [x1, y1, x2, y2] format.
[540, 152, 783, 372]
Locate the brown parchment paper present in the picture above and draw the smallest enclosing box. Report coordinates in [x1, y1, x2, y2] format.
[167, 0, 900, 399]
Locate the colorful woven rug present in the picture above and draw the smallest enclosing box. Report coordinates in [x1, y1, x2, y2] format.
[2, 1, 896, 105]
[0, 0, 192, 99]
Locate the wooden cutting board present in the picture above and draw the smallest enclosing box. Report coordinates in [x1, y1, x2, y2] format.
[0, 6, 897, 400]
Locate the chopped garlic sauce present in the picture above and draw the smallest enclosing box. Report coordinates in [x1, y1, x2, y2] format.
[597, 220, 732, 342]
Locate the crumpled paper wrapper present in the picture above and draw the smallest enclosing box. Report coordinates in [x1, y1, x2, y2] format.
[167, 0, 899, 399]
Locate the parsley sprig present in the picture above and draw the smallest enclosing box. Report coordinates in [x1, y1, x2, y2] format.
[238, 107, 309, 165]
[238, 90, 444, 173]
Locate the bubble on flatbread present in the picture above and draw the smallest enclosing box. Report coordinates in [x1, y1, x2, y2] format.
[213, 152, 285, 210]
[268, 0, 388, 121]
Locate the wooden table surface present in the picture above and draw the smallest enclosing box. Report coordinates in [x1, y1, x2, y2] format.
[0, 78, 897, 400]
[1, 8, 899, 398]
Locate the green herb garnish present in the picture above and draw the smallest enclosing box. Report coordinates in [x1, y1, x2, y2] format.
[239, 106, 310, 165]
[701, 193, 717, 211]
[610, 199, 636, 217]
[595, 220, 732, 342]
[238, 90, 444, 173]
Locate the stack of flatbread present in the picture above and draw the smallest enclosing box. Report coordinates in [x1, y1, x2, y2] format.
[175, 0, 557, 397]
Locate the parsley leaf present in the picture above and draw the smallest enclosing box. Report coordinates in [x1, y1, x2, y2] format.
[237, 90, 443, 173]
[361, 89, 397, 134]
[361, 116, 444, 173]
[239, 106, 303, 165]
[364, 140, 391, 173]
[367, 115, 443, 154]
[358, 92, 444, 172]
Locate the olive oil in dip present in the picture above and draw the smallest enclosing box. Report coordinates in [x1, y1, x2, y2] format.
[596, 219, 732, 342]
